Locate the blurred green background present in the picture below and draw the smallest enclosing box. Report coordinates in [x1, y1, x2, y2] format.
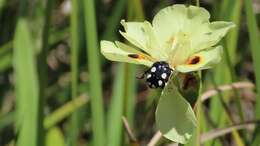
[0, 0, 260, 146]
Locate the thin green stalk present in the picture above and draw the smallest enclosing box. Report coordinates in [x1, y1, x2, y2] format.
[124, 65, 136, 126]
[0, 0, 6, 15]
[0, 53, 12, 72]
[0, 112, 15, 130]
[83, 0, 106, 146]
[209, 73, 245, 146]
[244, 0, 260, 145]
[132, 0, 145, 20]
[0, 41, 12, 56]
[244, 0, 260, 118]
[196, 0, 200, 6]
[107, 64, 125, 146]
[222, 2, 246, 139]
[36, 1, 53, 145]
[44, 94, 89, 129]
[70, 0, 80, 145]
[102, 0, 127, 40]
[209, 1, 242, 145]
[0, 94, 89, 131]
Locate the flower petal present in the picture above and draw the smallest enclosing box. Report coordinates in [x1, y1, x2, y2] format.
[167, 31, 192, 68]
[175, 46, 223, 72]
[152, 4, 234, 53]
[100, 40, 154, 66]
[191, 21, 235, 53]
[152, 5, 210, 50]
[120, 20, 166, 60]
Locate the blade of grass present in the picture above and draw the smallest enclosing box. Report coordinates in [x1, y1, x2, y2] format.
[45, 127, 65, 146]
[0, 26, 69, 72]
[0, 53, 12, 72]
[107, 1, 144, 145]
[196, 0, 200, 7]
[102, 0, 127, 40]
[209, 0, 244, 145]
[44, 94, 89, 129]
[244, 0, 260, 145]
[221, 0, 249, 143]
[131, 0, 144, 20]
[107, 64, 126, 146]
[0, 112, 15, 130]
[124, 64, 136, 126]
[70, 0, 80, 145]
[0, 0, 5, 10]
[224, 0, 242, 64]
[83, 0, 106, 146]
[14, 18, 41, 146]
[209, 73, 245, 146]
[36, 1, 53, 145]
[0, 41, 12, 55]
[0, 94, 89, 131]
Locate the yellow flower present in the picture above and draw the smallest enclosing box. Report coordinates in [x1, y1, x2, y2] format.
[100, 4, 235, 144]
[101, 4, 234, 73]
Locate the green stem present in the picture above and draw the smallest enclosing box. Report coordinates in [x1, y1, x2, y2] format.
[244, 0, 260, 145]
[83, 0, 106, 146]
[44, 94, 89, 129]
[196, 0, 200, 6]
[70, 0, 80, 144]
[36, 0, 53, 145]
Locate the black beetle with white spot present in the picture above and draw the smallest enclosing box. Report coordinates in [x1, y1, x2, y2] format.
[140, 61, 173, 88]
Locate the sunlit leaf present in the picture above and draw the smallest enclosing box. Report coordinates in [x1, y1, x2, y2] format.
[156, 75, 197, 144]
[46, 127, 65, 146]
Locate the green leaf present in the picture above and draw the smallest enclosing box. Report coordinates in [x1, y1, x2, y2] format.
[46, 127, 65, 146]
[107, 64, 125, 146]
[14, 19, 41, 146]
[83, 0, 106, 145]
[156, 75, 197, 144]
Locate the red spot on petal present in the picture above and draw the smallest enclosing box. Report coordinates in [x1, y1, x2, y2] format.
[128, 54, 140, 58]
[128, 54, 145, 59]
[187, 56, 200, 65]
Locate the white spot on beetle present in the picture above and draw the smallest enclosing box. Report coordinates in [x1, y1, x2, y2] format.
[161, 73, 167, 79]
[147, 74, 152, 79]
[158, 80, 163, 86]
[151, 67, 156, 72]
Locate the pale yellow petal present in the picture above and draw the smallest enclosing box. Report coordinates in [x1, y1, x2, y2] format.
[176, 46, 223, 72]
[100, 40, 154, 66]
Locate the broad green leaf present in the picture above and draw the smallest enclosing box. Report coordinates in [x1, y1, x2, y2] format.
[156, 75, 197, 144]
[46, 127, 65, 146]
[14, 19, 40, 146]
[100, 40, 154, 66]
